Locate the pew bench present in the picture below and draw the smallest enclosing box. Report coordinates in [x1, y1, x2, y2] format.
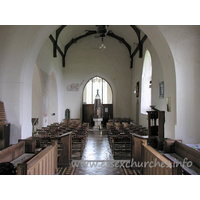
[0, 141, 32, 163]
[71, 129, 88, 157]
[0, 141, 35, 171]
[111, 135, 131, 158]
[11, 153, 35, 168]
[72, 137, 85, 157]
[17, 141, 58, 175]
[0, 140, 58, 175]
[163, 139, 200, 175]
[141, 142, 182, 175]
[18, 137, 36, 153]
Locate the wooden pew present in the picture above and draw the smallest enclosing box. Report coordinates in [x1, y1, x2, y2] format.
[112, 135, 131, 157]
[69, 118, 81, 125]
[18, 137, 36, 153]
[113, 117, 132, 124]
[58, 132, 72, 166]
[82, 122, 89, 131]
[131, 133, 148, 164]
[72, 128, 88, 157]
[106, 122, 114, 130]
[32, 122, 86, 163]
[17, 141, 58, 175]
[141, 142, 182, 175]
[107, 124, 131, 158]
[163, 139, 200, 175]
[0, 141, 29, 163]
[0, 141, 35, 172]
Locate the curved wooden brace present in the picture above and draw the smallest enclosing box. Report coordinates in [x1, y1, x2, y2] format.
[130, 25, 148, 61]
[50, 25, 147, 68]
[54, 25, 67, 57]
[62, 31, 132, 67]
[62, 31, 97, 67]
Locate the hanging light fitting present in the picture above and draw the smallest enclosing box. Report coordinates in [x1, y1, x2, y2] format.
[99, 37, 106, 50]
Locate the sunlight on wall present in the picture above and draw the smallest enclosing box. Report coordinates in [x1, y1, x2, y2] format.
[83, 77, 112, 104]
[141, 50, 152, 114]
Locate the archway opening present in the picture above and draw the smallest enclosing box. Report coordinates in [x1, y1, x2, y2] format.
[141, 50, 152, 114]
[32, 64, 42, 131]
[82, 76, 113, 127]
[83, 76, 113, 104]
[19, 25, 176, 141]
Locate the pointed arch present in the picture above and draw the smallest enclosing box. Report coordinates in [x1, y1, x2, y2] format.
[83, 76, 113, 104]
[141, 50, 152, 114]
[17, 25, 176, 141]
[32, 64, 43, 129]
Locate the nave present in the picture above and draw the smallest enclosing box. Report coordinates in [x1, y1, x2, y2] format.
[57, 129, 139, 175]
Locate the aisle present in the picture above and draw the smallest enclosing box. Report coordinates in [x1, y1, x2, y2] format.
[58, 129, 139, 175]
[73, 129, 125, 175]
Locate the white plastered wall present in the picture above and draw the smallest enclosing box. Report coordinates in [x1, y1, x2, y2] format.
[138, 25, 176, 141]
[158, 25, 200, 143]
[131, 39, 165, 129]
[32, 64, 43, 130]
[48, 72, 58, 125]
[36, 36, 64, 127]
[0, 25, 57, 144]
[0, 25, 199, 144]
[62, 35, 132, 120]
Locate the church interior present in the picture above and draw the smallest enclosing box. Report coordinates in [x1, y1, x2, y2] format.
[1, 0, 200, 196]
[0, 22, 199, 198]
[1, 24, 200, 175]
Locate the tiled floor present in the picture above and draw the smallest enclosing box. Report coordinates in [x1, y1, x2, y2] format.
[72, 129, 129, 175]
[57, 129, 139, 175]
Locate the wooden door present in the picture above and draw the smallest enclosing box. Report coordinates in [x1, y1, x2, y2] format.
[82, 104, 94, 127]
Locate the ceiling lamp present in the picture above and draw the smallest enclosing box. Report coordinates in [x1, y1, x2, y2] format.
[99, 37, 106, 50]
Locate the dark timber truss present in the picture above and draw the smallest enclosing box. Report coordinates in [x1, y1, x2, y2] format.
[49, 25, 147, 68]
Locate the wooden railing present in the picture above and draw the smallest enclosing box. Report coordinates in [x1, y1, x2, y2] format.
[141, 143, 182, 175]
[17, 141, 57, 175]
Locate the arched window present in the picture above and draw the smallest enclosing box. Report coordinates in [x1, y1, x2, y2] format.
[141, 50, 152, 114]
[83, 77, 112, 104]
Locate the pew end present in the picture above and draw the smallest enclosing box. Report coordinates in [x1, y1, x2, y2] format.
[163, 138, 182, 153]
[141, 143, 182, 175]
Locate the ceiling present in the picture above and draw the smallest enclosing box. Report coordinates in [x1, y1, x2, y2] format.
[57, 25, 140, 47]
[49, 25, 147, 68]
